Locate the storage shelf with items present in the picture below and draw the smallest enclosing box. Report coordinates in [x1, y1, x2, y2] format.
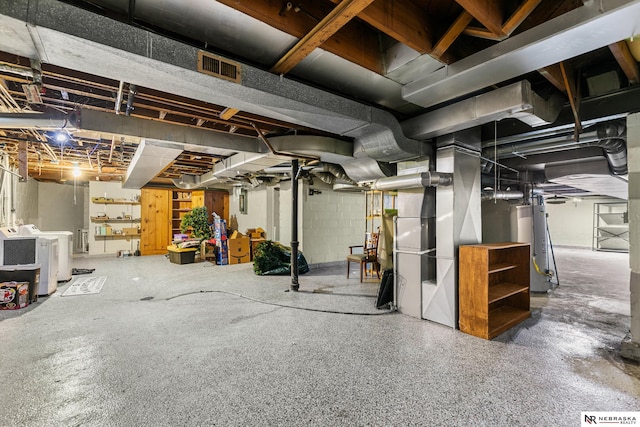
[171, 190, 195, 238]
[593, 201, 629, 252]
[459, 242, 530, 340]
[89, 183, 141, 256]
[365, 190, 396, 236]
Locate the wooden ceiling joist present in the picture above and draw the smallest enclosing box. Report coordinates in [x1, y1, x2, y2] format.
[455, 0, 503, 36]
[328, 0, 433, 55]
[539, 64, 567, 93]
[609, 40, 640, 85]
[271, 0, 376, 75]
[217, 0, 383, 74]
[463, 0, 541, 41]
[432, 11, 474, 59]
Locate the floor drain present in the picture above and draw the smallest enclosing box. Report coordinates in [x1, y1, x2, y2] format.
[140, 296, 154, 301]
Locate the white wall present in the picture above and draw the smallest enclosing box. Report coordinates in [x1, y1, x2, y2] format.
[546, 196, 621, 248]
[300, 181, 366, 264]
[226, 180, 365, 265]
[14, 179, 39, 226]
[229, 186, 268, 233]
[88, 181, 141, 256]
[37, 182, 87, 234]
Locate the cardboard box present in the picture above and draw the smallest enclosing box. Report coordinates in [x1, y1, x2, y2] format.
[167, 245, 197, 264]
[200, 240, 217, 261]
[0, 266, 40, 304]
[228, 236, 250, 264]
[123, 227, 139, 235]
[246, 227, 266, 239]
[0, 281, 30, 310]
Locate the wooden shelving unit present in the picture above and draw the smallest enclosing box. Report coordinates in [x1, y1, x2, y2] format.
[459, 242, 530, 340]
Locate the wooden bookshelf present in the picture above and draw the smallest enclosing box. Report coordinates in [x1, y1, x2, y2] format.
[459, 242, 530, 340]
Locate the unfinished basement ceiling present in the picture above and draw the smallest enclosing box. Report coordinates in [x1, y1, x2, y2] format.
[0, 0, 638, 196]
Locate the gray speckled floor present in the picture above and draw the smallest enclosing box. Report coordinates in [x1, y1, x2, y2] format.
[1, 247, 639, 426]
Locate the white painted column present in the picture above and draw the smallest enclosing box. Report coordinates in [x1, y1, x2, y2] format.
[621, 113, 640, 360]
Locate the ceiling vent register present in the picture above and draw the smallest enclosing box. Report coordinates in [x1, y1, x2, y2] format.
[197, 52, 241, 83]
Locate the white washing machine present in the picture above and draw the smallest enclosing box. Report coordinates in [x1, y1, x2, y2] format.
[20, 225, 73, 281]
[0, 227, 37, 266]
[35, 236, 58, 296]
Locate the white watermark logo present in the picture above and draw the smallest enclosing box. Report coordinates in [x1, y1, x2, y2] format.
[581, 412, 640, 426]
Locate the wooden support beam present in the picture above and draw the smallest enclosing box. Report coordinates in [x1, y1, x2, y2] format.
[158, 111, 167, 120]
[455, 0, 503, 36]
[609, 40, 640, 85]
[464, 0, 541, 40]
[196, 118, 206, 127]
[217, 0, 383, 74]
[539, 64, 566, 93]
[219, 108, 239, 121]
[271, 0, 375, 75]
[432, 11, 474, 59]
[560, 61, 582, 137]
[502, 0, 542, 36]
[327, 0, 433, 55]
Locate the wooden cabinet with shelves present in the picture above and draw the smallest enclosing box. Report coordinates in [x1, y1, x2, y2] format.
[459, 242, 530, 340]
[140, 188, 229, 255]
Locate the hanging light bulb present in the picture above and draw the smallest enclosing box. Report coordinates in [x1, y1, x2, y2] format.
[72, 163, 81, 177]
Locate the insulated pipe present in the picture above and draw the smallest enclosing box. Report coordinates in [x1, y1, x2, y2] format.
[371, 172, 453, 191]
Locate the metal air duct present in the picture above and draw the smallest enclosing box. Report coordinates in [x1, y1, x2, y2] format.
[371, 172, 452, 191]
[401, 81, 562, 140]
[595, 120, 627, 175]
[0, 112, 78, 129]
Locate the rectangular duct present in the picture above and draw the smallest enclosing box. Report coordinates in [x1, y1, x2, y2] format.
[545, 157, 628, 200]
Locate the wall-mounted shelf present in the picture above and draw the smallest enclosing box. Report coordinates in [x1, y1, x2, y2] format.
[91, 198, 140, 205]
[94, 234, 140, 239]
[91, 217, 141, 222]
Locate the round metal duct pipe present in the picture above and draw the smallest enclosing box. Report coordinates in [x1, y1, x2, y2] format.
[481, 190, 524, 200]
[371, 172, 452, 191]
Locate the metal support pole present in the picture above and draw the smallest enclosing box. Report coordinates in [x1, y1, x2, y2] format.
[291, 159, 300, 291]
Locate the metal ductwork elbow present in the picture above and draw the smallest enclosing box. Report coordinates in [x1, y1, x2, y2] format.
[595, 121, 627, 175]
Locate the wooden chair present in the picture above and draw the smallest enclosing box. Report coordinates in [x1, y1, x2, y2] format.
[347, 232, 380, 282]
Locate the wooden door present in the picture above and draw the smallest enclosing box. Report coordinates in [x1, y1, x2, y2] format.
[140, 188, 170, 255]
[205, 190, 229, 224]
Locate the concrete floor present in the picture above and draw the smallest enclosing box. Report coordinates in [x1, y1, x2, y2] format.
[1, 246, 638, 426]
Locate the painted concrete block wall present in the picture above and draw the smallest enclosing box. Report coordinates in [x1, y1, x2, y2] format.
[14, 179, 39, 226]
[300, 181, 365, 264]
[88, 181, 141, 256]
[229, 187, 268, 233]
[37, 182, 86, 237]
[546, 196, 622, 248]
[279, 181, 293, 246]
